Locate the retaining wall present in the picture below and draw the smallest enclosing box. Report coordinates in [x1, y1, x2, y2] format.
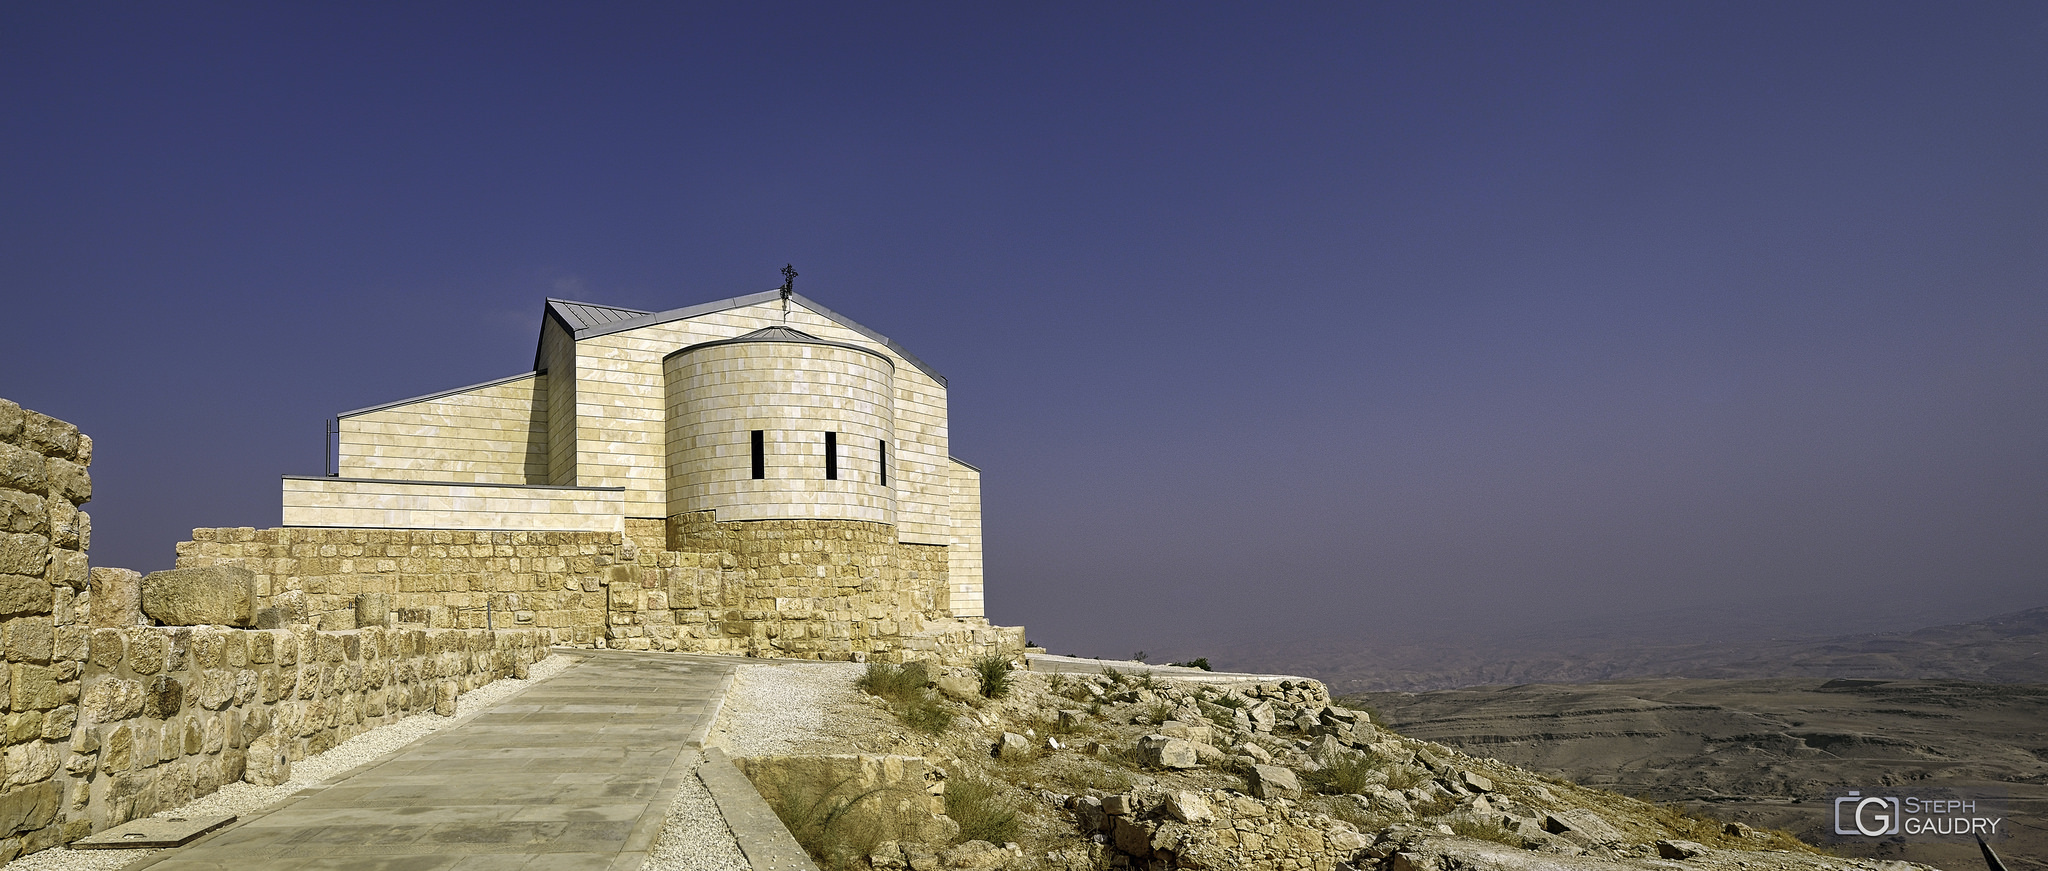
[71, 624, 548, 832]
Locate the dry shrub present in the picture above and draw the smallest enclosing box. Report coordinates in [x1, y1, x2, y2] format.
[945, 775, 1021, 845]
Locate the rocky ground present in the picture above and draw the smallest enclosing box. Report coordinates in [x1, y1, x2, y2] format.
[1352, 677, 2048, 871]
[718, 657, 1945, 871]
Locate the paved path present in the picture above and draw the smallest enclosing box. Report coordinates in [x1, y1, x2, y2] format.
[133, 650, 735, 871]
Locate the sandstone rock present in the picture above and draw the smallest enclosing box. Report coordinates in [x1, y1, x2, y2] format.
[1101, 794, 1132, 816]
[1247, 700, 1276, 732]
[935, 674, 980, 702]
[937, 839, 1008, 869]
[1657, 839, 1708, 859]
[1111, 814, 1157, 857]
[737, 754, 955, 844]
[1543, 809, 1624, 845]
[1136, 734, 1199, 769]
[1307, 734, 1350, 767]
[1247, 763, 1301, 800]
[140, 566, 255, 627]
[435, 681, 458, 716]
[87, 567, 142, 628]
[1237, 741, 1273, 764]
[1162, 790, 1213, 824]
[245, 732, 290, 786]
[995, 732, 1030, 760]
[870, 841, 909, 870]
[1056, 709, 1086, 730]
[1157, 719, 1213, 745]
[1458, 769, 1495, 792]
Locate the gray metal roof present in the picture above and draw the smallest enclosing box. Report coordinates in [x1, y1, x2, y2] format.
[546, 289, 948, 386]
[546, 299, 652, 332]
[664, 326, 895, 366]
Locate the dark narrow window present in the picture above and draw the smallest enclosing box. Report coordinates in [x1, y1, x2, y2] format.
[750, 431, 765, 479]
[879, 439, 888, 486]
[824, 431, 838, 480]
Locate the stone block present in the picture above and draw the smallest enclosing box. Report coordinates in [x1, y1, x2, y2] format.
[1136, 734, 1199, 769]
[0, 574, 50, 618]
[356, 593, 390, 628]
[5, 619, 52, 663]
[994, 732, 1030, 760]
[1162, 790, 1214, 824]
[142, 676, 184, 719]
[736, 754, 954, 844]
[88, 568, 142, 628]
[0, 534, 47, 578]
[140, 566, 255, 627]
[46, 550, 85, 589]
[0, 443, 45, 494]
[0, 491, 43, 536]
[1247, 764, 1301, 800]
[244, 732, 290, 786]
[80, 677, 143, 722]
[10, 665, 63, 711]
[43, 458, 89, 505]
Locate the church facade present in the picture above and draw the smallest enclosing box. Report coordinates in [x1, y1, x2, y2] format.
[251, 287, 1001, 651]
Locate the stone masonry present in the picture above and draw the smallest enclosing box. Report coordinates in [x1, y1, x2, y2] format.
[0, 398, 93, 860]
[0, 398, 556, 859]
[172, 514, 1021, 663]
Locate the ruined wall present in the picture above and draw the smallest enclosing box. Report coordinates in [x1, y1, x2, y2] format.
[0, 399, 92, 858]
[175, 527, 630, 645]
[71, 624, 548, 832]
[174, 514, 1021, 663]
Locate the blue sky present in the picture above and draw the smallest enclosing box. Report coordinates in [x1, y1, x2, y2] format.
[4, 3, 2044, 659]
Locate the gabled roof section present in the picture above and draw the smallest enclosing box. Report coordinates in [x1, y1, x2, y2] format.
[541, 289, 947, 386]
[546, 299, 652, 332]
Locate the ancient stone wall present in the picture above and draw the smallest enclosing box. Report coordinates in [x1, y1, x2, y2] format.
[173, 511, 1021, 663]
[71, 624, 548, 833]
[175, 527, 629, 644]
[0, 399, 93, 858]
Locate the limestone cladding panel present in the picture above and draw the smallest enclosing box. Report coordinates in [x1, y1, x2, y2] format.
[569, 301, 952, 541]
[337, 374, 548, 485]
[664, 341, 895, 524]
[280, 478, 623, 532]
[540, 316, 578, 486]
[945, 460, 984, 618]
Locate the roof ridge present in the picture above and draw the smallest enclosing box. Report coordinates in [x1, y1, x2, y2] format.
[544, 297, 653, 315]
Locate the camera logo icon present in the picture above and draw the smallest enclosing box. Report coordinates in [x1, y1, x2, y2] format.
[1835, 791, 1901, 836]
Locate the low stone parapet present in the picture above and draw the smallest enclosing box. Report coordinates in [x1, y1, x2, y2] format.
[70, 623, 549, 833]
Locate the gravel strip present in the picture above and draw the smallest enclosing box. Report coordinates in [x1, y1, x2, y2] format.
[642, 749, 750, 871]
[5, 654, 574, 871]
[717, 661, 865, 757]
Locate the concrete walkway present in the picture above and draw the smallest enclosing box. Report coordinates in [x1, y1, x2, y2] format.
[131, 650, 735, 871]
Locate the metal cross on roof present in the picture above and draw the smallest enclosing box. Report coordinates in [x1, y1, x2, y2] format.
[779, 264, 797, 322]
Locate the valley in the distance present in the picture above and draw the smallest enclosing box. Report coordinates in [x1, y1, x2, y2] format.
[1213, 606, 2048, 870]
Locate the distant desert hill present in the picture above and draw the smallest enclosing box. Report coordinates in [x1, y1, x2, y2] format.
[1348, 677, 2048, 870]
[1213, 605, 2048, 694]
